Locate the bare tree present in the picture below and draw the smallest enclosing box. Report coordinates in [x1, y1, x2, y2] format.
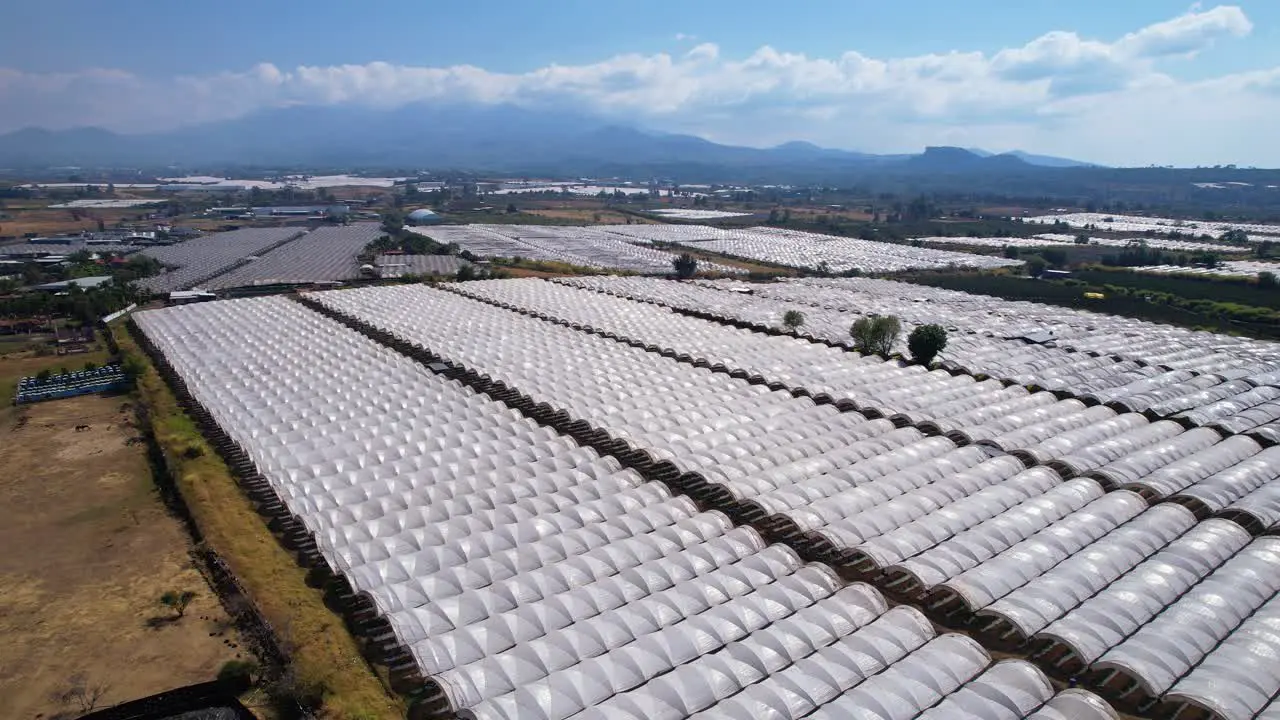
[50, 673, 110, 715]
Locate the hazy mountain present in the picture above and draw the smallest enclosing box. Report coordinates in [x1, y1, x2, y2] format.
[965, 146, 1096, 167]
[905, 146, 1032, 171]
[0, 104, 1090, 177]
[1008, 150, 1099, 168]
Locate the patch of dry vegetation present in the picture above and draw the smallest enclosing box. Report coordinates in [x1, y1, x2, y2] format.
[113, 324, 402, 720]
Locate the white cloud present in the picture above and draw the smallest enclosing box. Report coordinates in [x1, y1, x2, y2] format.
[0, 4, 1273, 165]
[1114, 4, 1251, 58]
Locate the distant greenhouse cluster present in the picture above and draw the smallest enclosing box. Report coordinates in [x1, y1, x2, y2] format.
[136, 224, 382, 293]
[648, 209, 753, 220]
[49, 198, 166, 209]
[410, 225, 745, 274]
[420, 224, 1021, 274]
[199, 224, 383, 290]
[1129, 260, 1280, 280]
[666, 226, 1023, 273]
[916, 234, 1241, 253]
[1032, 233, 1242, 253]
[138, 227, 305, 294]
[1024, 212, 1280, 241]
[916, 236, 1068, 250]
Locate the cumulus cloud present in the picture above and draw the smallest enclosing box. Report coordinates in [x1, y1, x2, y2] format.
[0, 4, 1273, 165]
[1115, 4, 1252, 58]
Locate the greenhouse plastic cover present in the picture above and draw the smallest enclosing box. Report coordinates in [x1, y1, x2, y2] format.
[132, 284, 1280, 720]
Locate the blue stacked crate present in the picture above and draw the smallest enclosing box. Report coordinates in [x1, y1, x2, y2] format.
[14, 364, 129, 404]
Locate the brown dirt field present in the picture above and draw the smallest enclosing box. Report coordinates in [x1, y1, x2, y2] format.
[978, 206, 1044, 217]
[0, 208, 101, 237]
[784, 207, 875, 222]
[499, 267, 570, 278]
[524, 208, 653, 224]
[0, 392, 241, 719]
[0, 208, 148, 239]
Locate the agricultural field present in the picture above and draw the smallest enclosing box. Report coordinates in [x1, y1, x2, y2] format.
[0, 204, 146, 238]
[0, 352, 238, 718]
[122, 276, 1280, 720]
[523, 207, 653, 224]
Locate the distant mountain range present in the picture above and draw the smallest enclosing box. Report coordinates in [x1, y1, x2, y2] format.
[0, 103, 1100, 180]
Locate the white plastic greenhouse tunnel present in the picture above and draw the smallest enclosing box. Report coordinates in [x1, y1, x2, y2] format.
[127, 276, 1280, 720]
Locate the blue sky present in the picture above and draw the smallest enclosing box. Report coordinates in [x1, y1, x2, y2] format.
[3, 1, 1279, 165]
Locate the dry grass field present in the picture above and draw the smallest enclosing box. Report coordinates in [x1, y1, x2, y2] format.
[524, 206, 655, 223]
[0, 387, 241, 719]
[0, 206, 144, 239]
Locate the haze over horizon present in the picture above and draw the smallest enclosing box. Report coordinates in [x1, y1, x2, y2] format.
[4, 1, 1280, 167]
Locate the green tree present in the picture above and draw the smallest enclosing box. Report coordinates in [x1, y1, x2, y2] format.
[218, 659, 260, 688]
[1026, 255, 1048, 278]
[159, 590, 197, 618]
[22, 263, 44, 285]
[1002, 245, 1020, 259]
[673, 253, 698, 279]
[782, 309, 805, 332]
[1074, 234, 1090, 245]
[1255, 240, 1273, 258]
[1259, 271, 1277, 289]
[907, 324, 948, 367]
[381, 210, 405, 235]
[455, 264, 479, 281]
[849, 315, 901, 356]
[1041, 248, 1067, 267]
[1222, 229, 1250, 244]
[506, 203, 518, 214]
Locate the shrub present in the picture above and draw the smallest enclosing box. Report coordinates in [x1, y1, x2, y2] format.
[673, 253, 698, 279]
[268, 665, 329, 720]
[907, 324, 948, 367]
[1025, 255, 1047, 278]
[782, 310, 805, 332]
[218, 659, 259, 688]
[159, 589, 197, 618]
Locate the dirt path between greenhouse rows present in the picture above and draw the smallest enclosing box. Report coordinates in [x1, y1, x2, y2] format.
[0, 393, 242, 719]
